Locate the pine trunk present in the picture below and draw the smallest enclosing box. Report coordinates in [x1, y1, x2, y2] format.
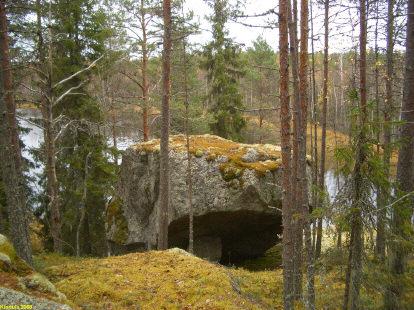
[158, 0, 172, 250]
[0, 0, 32, 265]
[140, 0, 149, 141]
[385, 0, 414, 307]
[299, 0, 315, 307]
[279, 0, 294, 306]
[287, 0, 303, 298]
[181, 22, 194, 254]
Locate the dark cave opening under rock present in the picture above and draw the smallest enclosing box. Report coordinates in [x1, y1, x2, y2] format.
[168, 210, 282, 264]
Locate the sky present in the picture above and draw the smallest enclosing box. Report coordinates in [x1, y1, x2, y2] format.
[182, 0, 407, 53]
[184, 0, 279, 49]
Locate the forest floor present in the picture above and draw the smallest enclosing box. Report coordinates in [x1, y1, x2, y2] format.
[31, 246, 414, 310]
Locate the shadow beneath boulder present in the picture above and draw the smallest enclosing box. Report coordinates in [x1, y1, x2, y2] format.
[168, 210, 282, 264]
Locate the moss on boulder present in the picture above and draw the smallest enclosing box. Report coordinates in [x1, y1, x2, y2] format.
[133, 134, 283, 183]
[0, 234, 32, 276]
[106, 198, 129, 245]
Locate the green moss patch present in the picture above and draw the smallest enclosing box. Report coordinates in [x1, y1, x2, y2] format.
[0, 235, 32, 276]
[106, 198, 129, 244]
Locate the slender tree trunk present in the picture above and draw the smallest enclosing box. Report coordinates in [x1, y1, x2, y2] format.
[110, 98, 118, 162]
[385, 0, 414, 307]
[76, 152, 91, 257]
[181, 15, 194, 254]
[140, 0, 149, 141]
[287, 0, 303, 298]
[310, 0, 318, 253]
[279, 0, 294, 307]
[0, 0, 32, 265]
[343, 0, 367, 308]
[377, 0, 395, 260]
[315, 0, 329, 259]
[158, 0, 172, 250]
[299, 0, 314, 307]
[38, 1, 63, 253]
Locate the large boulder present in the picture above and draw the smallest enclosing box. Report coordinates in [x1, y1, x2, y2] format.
[106, 134, 311, 263]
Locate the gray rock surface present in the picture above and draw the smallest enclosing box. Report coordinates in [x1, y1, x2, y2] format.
[0, 287, 71, 310]
[106, 135, 311, 263]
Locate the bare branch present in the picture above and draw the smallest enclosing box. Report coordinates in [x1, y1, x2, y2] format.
[53, 55, 104, 89]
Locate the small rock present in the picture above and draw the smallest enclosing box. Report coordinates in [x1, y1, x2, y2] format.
[194, 149, 204, 157]
[0, 252, 11, 271]
[20, 273, 58, 295]
[0, 287, 71, 310]
[216, 155, 229, 163]
[167, 248, 193, 257]
[241, 148, 259, 163]
[0, 234, 7, 246]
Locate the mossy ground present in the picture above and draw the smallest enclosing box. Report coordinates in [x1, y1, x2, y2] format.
[34, 248, 414, 310]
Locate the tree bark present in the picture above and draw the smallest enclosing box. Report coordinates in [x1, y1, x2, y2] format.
[287, 0, 303, 298]
[310, 0, 318, 254]
[180, 10, 194, 254]
[158, 0, 172, 250]
[76, 152, 91, 257]
[0, 0, 32, 265]
[315, 0, 329, 259]
[385, 0, 414, 307]
[299, 0, 315, 307]
[279, 0, 294, 307]
[140, 0, 150, 141]
[37, 0, 63, 253]
[376, 0, 394, 260]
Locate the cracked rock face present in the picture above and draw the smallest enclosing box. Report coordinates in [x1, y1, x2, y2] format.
[106, 135, 310, 263]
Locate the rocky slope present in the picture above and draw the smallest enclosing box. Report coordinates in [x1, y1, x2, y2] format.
[106, 135, 311, 262]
